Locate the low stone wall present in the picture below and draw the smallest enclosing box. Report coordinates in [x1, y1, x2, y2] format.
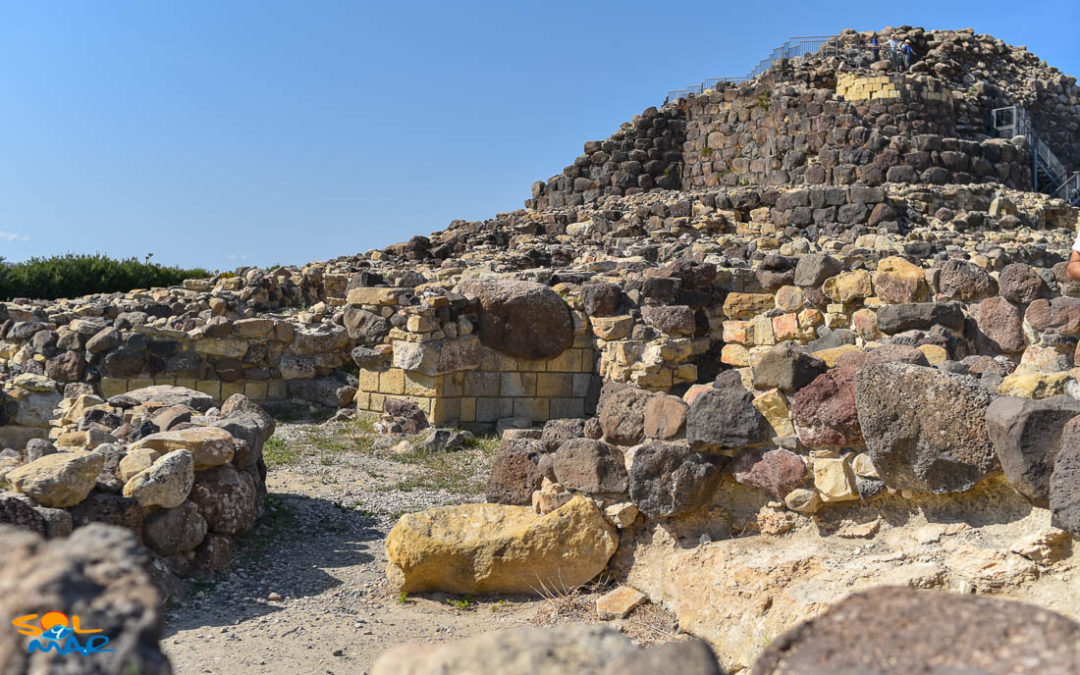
[0, 385, 274, 578]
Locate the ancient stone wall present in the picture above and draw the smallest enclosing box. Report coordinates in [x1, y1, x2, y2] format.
[527, 106, 686, 211]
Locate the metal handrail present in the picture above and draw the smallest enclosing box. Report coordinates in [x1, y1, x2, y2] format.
[665, 34, 840, 102]
[1051, 172, 1080, 205]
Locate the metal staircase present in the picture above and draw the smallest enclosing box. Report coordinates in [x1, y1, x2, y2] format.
[991, 106, 1080, 205]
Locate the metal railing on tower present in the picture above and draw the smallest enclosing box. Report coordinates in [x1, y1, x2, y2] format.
[665, 35, 840, 103]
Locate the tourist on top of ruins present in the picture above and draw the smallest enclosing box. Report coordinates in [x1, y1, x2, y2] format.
[870, 33, 880, 62]
[1068, 230, 1080, 280]
[902, 40, 915, 71]
[886, 35, 899, 64]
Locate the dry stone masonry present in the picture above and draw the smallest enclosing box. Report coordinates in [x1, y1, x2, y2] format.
[2, 24, 1080, 675]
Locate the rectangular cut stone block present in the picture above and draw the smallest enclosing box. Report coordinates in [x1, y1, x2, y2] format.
[460, 397, 476, 423]
[550, 397, 585, 419]
[194, 338, 249, 359]
[405, 372, 439, 397]
[267, 380, 287, 400]
[537, 373, 572, 398]
[244, 381, 269, 401]
[589, 315, 634, 341]
[129, 377, 155, 391]
[500, 373, 536, 397]
[724, 293, 775, 319]
[357, 369, 381, 393]
[723, 320, 754, 345]
[721, 344, 750, 367]
[572, 374, 593, 398]
[222, 382, 245, 400]
[175, 377, 198, 392]
[514, 397, 549, 421]
[442, 372, 465, 398]
[196, 380, 222, 401]
[380, 369, 405, 395]
[464, 371, 500, 397]
[346, 287, 403, 306]
[517, 359, 546, 373]
[545, 349, 580, 373]
[476, 397, 514, 423]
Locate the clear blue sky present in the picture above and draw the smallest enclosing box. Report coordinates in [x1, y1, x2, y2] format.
[1, 1, 1077, 270]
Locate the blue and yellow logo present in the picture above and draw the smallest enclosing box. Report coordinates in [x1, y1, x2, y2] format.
[12, 612, 114, 656]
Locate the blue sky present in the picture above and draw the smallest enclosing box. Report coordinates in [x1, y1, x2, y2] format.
[1, 1, 1077, 270]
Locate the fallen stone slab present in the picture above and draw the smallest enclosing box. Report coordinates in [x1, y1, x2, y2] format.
[385, 495, 617, 595]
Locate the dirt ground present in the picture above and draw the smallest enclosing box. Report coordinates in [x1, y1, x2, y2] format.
[161, 419, 677, 674]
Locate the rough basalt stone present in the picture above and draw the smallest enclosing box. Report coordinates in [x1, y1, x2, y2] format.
[752, 587, 1080, 675]
[999, 262, 1049, 304]
[937, 259, 997, 302]
[486, 439, 545, 505]
[791, 366, 863, 448]
[973, 296, 1026, 353]
[986, 395, 1080, 507]
[1051, 416, 1080, 537]
[731, 448, 808, 500]
[459, 279, 574, 360]
[751, 343, 827, 393]
[628, 441, 726, 518]
[687, 371, 768, 453]
[551, 438, 627, 495]
[599, 384, 652, 446]
[854, 362, 996, 493]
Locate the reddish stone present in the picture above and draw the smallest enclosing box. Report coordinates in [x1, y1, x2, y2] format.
[731, 448, 808, 499]
[973, 297, 1026, 353]
[791, 367, 864, 448]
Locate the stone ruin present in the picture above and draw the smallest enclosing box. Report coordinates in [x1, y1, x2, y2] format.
[3, 24, 1080, 674]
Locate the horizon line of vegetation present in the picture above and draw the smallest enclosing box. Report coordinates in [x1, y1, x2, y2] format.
[0, 253, 210, 301]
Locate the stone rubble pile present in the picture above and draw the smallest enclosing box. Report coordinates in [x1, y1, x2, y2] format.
[0, 384, 273, 578]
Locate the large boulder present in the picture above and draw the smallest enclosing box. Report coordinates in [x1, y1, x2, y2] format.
[751, 343, 827, 393]
[189, 464, 258, 535]
[0, 524, 171, 674]
[599, 384, 652, 446]
[372, 624, 723, 675]
[6, 451, 104, 508]
[873, 256, 928, 304]
[143, 500, 207, 556]
[1025, 297, 1080, 336]
[551, 439, 627, 495]
[875, 302, 964, 334]
[116, 385, 213, 412]
[687, 371, 768, 453]
[122, 449, 195, 508]
[937, 259, 997, 301]
[985, 395, 1080, 507]
[385, 496, 617, 594]
[458, 279, 574, 360]
[791, 367, 862, 448]
[1050, 416, 1080, 537]
[731, 448, 808, 500]
[854, 363, 996, 493]
[486, 439, 545, 505]
[130, 426, 235, 470]
[752, 587, 1080, 675]
[999, 262, 1048, 304]
[972, 296, 1026, 353]
[628, 441, 726, 518]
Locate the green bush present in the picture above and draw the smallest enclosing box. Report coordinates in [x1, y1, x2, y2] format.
[0, 254, 209, 301]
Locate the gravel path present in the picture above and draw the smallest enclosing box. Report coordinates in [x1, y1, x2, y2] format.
[161, 419, 667, 674]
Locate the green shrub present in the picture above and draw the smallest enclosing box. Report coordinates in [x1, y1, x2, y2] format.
[0, 254, 209, 301]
